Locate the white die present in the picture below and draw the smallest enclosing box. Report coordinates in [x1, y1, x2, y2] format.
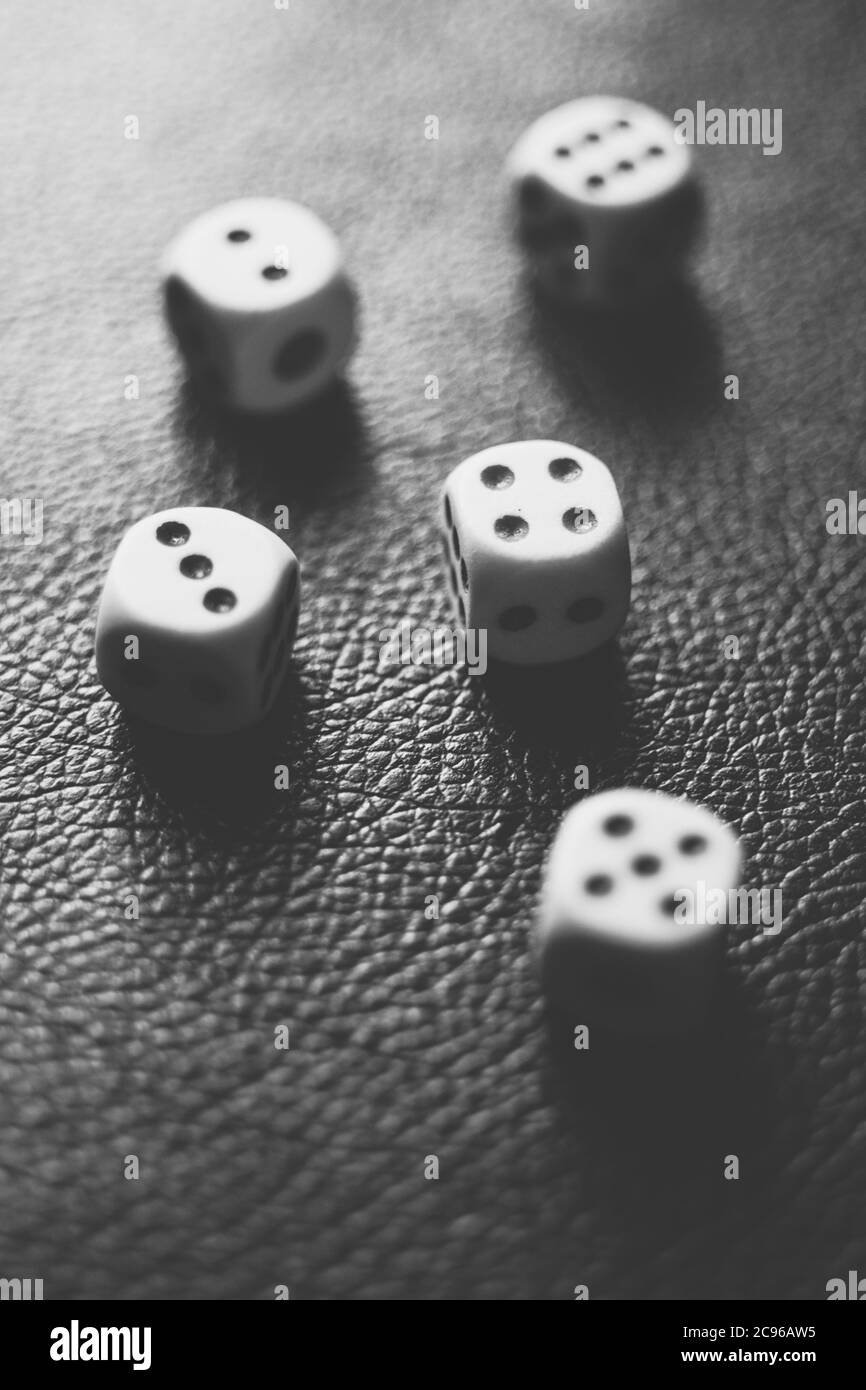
[162, 198, 357, 412]
[441, 440, 630, 666]
[506, 97, 701, 306]
[95, 507, 300, 734]
[537, 790, 742, 1034]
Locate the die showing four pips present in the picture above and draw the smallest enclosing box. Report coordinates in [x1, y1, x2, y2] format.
[441, 439, 630, 665]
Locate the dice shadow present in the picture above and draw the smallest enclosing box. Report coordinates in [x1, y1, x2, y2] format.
[544, 971, 775, 1155]
[117, 663, 313, 833]
[173, 378, 375, 503]
[526, 276, 723, 422]
[540, 972, 791, 1276]
[476, 641, 634, 762]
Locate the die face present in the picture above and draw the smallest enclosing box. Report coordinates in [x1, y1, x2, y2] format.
[95, 507, 300, 734]
[163, 275, 235, 399]
[507, 98, 700, 306]
[161, 198, 357, 412]
[538, 790, 742, 1033]
[163, 199, 343, 312]
[253, 560, 300, 719]
[96, 613, 252, 735]
[528, 186, 701, 307]
[230, 272, 357, 413]
[442, 441, 630, 665]
[508, 97, 693, 217]
[542, 790, 742, 949]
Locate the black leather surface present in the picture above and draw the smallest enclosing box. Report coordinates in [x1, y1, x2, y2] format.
[1, 0, 865, 1300]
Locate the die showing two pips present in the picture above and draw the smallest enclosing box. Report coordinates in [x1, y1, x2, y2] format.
[162, 197, 357, 413]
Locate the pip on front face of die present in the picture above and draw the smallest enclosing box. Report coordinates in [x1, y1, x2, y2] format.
[95, 507, 300, 735]
[537, 790, 742, 1035]
[441, 440, 630, 666]
[506, 96, 702, 306]
[162, 198, 357, 413]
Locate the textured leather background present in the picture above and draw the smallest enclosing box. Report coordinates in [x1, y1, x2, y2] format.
[1, 0, 864, 1301]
